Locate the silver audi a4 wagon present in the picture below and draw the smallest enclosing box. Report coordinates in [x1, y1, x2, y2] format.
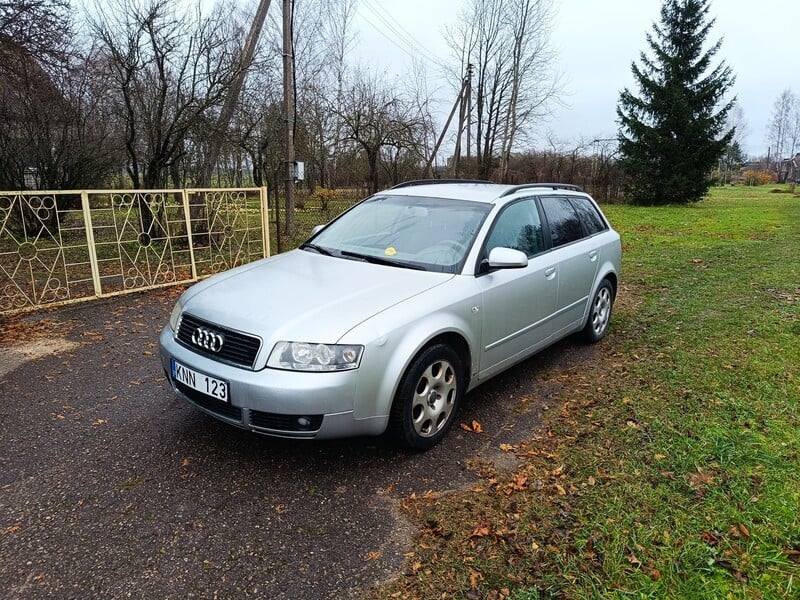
[160, 181, 621, 449]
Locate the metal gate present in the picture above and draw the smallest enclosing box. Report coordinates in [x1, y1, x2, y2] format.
[0, 187, 269, 314]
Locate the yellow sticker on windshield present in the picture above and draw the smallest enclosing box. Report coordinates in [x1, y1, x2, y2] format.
[384, 247, 397, 256]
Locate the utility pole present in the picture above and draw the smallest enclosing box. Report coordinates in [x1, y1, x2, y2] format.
[425, 66, 471, 179]
[451, 65, 472, 177]
[198, 0, 272, 187]
[283, 0, 295, 236]
[422, 83, 465, 178]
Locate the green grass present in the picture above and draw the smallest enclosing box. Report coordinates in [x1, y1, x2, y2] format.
[373, 185, 800, 599]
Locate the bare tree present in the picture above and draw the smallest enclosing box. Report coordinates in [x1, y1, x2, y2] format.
[726, 104, 748, 152]
[0, 1, 121, 194]
[90, 0, 246, 189]
[297, 0, 357, 189]
[0, 0, 71, 69]
[337, 69, 426, 194]
[446, 0, 561, 180]
[767, 88, 796, 175]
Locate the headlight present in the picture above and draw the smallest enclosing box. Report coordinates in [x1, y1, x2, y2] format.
[267, 341, 364, 372]
[168, 300, 183, 331]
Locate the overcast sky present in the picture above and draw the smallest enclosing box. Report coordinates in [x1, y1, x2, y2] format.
[352, 0, 799, 158]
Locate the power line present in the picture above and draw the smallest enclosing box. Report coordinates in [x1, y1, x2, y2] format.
[360, 0, 443, 66]
[357, 0, 448, 73]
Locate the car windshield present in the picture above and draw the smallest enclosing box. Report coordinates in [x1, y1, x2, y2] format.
[305, 194, 491, 273]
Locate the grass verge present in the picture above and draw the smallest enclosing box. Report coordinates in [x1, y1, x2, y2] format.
[371, 185, 800, 599]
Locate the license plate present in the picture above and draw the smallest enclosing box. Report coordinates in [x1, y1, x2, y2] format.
[171, 359, 229, 402]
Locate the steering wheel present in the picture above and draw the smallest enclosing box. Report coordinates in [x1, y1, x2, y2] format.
[433, 239, 467, 254]
[416, 239, 468, 262]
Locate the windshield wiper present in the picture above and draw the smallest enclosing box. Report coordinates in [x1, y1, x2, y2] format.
[300, 242, 333, 256]
[338, 250, 426, 271]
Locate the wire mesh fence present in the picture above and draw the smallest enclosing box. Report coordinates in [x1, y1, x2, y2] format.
[269, 186, 364, 254]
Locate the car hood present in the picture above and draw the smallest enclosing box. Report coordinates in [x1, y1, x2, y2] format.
[181, 249, 454, 343]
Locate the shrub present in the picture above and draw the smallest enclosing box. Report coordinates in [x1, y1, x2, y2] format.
[313, 187, 337, 211]
[742, 170, 776, 186]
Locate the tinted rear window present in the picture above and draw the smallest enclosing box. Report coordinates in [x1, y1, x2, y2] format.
[540, 196, 583, 247]
[570, 196, 607, 235]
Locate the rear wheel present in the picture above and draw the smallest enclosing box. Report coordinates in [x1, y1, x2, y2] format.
[388, 344, 464, 450]
[582, 279, 614, 343]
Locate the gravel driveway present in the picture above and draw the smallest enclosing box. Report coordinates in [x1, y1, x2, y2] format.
[0, 288, 586, 598]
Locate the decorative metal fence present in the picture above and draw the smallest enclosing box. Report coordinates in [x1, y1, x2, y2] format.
[0, 188, 269, 314]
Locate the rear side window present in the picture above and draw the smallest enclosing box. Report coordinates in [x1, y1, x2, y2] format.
[569, 195, 607, 235]
[540, 196, 583, 247]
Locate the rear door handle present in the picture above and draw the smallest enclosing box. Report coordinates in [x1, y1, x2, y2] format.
[589, 250, 598, 261]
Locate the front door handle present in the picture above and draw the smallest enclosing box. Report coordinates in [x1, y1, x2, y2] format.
[544, 267, 556, 279]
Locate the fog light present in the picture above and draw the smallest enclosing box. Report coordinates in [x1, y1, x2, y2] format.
[297, 416, 312, 429]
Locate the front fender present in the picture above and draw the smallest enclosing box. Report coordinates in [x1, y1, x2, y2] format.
[340, 278, 482, 422]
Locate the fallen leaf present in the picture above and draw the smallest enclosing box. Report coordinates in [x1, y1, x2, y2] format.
[688, 469, 715, 488]
[181, 458, 191, 467]
[499, 444, 516, 452]
[626, 552, 642, 566]
[471, 522, 492, 538]
[469, 568, 484, 589]
[512, 473, 528, 491]
[701, 530, 719, 546]
[460, 420, 484, 433]
[1, 523, 22, 535]
[92, 419, 107, 426]
[737, 523, 751, 539]
[364, 551, 380, 561]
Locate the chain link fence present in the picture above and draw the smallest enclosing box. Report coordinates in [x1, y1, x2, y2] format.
[269, 186, 365, 254]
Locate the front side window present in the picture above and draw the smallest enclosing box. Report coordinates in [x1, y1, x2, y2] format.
[540, 196, 584, 247]
[484, 199, 545, 257]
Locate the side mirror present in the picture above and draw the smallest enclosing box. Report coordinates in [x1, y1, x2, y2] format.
[310, 224, 325, 236]
[487, 247, 528, 269]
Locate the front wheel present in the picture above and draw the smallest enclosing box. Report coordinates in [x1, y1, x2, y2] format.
[388, 344, 464, 450]
[582, 279, 615, 343]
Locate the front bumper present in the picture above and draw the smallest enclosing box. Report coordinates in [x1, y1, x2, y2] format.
[159, 327, 387, 439]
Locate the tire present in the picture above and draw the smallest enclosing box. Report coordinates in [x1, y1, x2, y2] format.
[582, 279, 615, 343]
[388, 344, 464, 450]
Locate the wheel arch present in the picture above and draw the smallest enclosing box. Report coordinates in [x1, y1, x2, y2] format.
[356, 319, 476, 423]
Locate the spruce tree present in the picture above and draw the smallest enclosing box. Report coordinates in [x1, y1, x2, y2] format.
[617, 0, 735, 205]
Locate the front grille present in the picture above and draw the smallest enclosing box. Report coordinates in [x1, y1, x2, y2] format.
[175, 381, 243, 422]
[176, 313, 261, 369]
[250, 410, 323, 432]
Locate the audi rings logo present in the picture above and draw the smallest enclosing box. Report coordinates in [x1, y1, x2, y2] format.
[191, 327, 225, 352]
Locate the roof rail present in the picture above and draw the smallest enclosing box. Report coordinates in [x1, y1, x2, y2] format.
[390, 179, 492, 189]
[499, 183, 583, 197]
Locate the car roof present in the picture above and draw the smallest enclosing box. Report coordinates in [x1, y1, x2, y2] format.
[384, 181, 586, 204]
